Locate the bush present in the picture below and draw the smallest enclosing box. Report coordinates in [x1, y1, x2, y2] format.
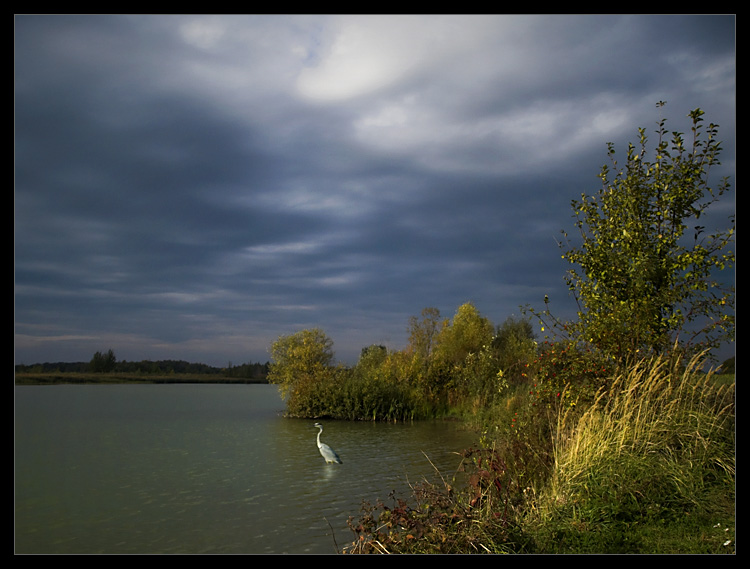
[492, 316, 537, 385]
[534, 340, 611, 411]
[345, 449, 531, 554]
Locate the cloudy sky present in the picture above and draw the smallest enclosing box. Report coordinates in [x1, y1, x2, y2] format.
[15, 14, 735, 367]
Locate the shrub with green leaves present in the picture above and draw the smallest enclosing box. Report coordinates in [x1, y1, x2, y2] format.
[534, 340, 611, 410]
[557, 104, 734, 365]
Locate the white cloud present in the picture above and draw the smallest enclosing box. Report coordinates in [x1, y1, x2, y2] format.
[294, 15, 504, 102]
[295, 16, 423, 101]
[352, 93, 638, 176]
[178, 17, 227, 50]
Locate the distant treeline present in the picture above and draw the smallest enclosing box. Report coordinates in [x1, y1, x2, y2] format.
[15, 359, 269, 380]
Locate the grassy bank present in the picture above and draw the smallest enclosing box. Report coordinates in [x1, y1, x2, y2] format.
[347, 354, 735, 554]
[528, 355, 735, 553]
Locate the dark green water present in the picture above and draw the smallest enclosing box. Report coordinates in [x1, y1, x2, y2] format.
[15, 384, 476, 554]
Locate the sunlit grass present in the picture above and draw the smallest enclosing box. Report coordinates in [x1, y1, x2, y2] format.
[528, 353, 735, 553]
[347, 352, 735, 553]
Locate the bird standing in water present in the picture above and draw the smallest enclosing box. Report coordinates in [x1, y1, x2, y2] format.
[314, 422, 342, 464]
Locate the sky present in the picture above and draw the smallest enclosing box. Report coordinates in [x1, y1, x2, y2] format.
[14, 14, 736, 367]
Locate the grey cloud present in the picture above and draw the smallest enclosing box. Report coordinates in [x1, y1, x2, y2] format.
[15, 15, 735, 366]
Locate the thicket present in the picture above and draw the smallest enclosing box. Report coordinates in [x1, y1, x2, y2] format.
[345, 353, 735, 554]
[268, 303, 534, 421]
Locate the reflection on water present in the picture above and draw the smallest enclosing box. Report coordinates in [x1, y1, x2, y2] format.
[15, 384, 477, 554]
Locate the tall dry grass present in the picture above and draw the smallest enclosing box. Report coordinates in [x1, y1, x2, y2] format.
[530, 352, 735, 551]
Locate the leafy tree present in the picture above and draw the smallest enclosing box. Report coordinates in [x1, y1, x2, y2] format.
[89, 349, 116, 373]
[268, 328, 335, 400]
[406, 307, 444, 362]
[351, 345, 389, 384]
[552, 103, 734, 364]
[433, 302, 494, 367]
[492, 316, 537, 384]
[357, 344, 388, 369]
[432, 302, 494, 400]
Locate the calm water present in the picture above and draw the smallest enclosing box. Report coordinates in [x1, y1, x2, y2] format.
[15, 384, 477, 554]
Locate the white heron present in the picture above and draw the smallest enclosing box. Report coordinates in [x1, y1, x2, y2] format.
[314, 422, 342, 464]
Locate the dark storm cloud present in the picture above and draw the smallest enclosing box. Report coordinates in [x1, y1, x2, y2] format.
[15, 15, 735, 366]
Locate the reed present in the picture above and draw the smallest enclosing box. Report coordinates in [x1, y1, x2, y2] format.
[531, 352, 735, 553]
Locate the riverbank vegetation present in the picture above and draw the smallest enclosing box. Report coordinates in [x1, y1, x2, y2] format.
[269, 104, 735, 553]
[344, 352, 734, 554]
[268, 303, 512, 422]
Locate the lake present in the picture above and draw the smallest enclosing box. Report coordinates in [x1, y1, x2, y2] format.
[15, 384, 478, 554]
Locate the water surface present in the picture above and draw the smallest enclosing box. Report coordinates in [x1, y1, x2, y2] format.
[15, 384, 477, 554]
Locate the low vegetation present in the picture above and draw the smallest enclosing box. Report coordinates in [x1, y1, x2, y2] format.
[343, 352, 734, 554]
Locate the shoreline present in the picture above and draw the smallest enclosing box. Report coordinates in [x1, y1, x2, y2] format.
[15, 373, 269, 386]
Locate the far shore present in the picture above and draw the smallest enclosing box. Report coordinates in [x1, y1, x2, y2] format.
[15, 372, 269, 386]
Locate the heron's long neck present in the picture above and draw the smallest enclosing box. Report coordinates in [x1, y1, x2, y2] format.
[316, 428, 323, 447]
